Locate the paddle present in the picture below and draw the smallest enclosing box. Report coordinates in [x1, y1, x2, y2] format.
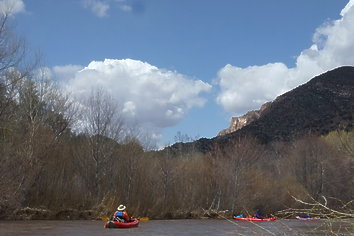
[101, 216, 149, 221]
[130, 216, 149, 222]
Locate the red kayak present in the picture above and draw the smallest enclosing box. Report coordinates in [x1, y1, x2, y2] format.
[104, 219, 139, 228]
[296, 216, 320, 221]
[233, 216, 276, 222]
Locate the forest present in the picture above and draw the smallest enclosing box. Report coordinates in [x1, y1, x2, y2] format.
[0, 15, 353, 220]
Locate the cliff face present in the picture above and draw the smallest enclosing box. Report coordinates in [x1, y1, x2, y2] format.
[218, 102, 270, 136]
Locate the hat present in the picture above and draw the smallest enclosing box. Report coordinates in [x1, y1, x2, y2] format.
[117, 205, 126, 211]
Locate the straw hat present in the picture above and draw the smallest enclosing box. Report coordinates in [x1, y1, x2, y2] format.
[117, 205, 126, 211]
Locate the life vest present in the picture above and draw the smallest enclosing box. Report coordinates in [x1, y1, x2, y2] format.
[114, 210, 130, 222]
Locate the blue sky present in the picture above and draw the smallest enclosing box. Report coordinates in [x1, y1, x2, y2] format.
[3, 0, 354, 148]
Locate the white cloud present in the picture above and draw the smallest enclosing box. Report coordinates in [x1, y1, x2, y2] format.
[216, 63, 290, 114]
[0, 0, 25, 16]
[81, 0, 142, 17]
[56, 59, 211, 130]
[81, 0, 110, 17]
[52, 65, 84, 82]
[216, 0, 354, 115]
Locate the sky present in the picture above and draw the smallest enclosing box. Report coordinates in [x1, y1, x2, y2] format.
[2, 0, 354, 148]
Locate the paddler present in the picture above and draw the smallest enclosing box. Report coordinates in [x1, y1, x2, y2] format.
[113, 204, 131, 222]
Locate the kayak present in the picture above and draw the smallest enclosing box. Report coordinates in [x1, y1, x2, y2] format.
[233, 216, 276, 221]
[296, 216, 320, 220]
[104, 219, 139, 228]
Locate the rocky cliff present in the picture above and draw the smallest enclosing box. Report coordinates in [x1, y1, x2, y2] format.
[218, 102, 270, 136]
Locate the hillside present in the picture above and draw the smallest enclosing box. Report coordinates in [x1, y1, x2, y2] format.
[167, 66, 354, 154]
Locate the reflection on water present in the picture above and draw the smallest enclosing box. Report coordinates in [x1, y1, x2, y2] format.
[0, 219, 352, 235]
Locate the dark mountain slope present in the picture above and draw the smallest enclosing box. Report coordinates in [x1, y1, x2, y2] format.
[230, 66, 354, 143]
[167, 66, 354, 154]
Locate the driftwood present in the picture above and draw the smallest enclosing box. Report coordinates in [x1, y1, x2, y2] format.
[201, 208, 230, 218]
[276, 193, 353, 219]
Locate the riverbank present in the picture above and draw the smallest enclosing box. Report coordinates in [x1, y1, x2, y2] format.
[0, 207, 231, 221]
[1, 207, 97, 220]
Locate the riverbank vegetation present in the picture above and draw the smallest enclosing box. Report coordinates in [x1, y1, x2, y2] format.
[0, 14, 353, 221]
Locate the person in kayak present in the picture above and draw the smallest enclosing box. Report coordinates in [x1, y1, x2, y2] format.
[305, 213, 312, 218]
[113, 205, 131, 222]
[254, 209, 263, 219]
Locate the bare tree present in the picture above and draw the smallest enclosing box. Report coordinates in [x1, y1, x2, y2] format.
[123, 123, 157, 150]
[81, 88, 125, 197]
[0, 14, 36, 120]
[0, 12, 40, 215]
[325, 130, 354, 158]
[287, 136, 351, 201]
[34, 68, 77, 137]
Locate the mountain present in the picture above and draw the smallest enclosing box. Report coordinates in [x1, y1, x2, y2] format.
[167, 66, 354, 154]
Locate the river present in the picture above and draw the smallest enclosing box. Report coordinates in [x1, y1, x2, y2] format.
[0, 219, 352, 235]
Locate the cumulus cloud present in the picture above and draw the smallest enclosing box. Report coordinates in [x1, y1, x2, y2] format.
[55, 59, 211, 131]
[216, 0, 354, 115]
[0, 0, 25, 16]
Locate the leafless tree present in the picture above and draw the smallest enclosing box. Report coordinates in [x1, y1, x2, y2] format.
[81, 88, 125, 197]
[325, 130, 354, 158]
[0, 14, 37, 120]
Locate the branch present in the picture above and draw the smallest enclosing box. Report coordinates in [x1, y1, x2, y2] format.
[277, 192, 354, 218]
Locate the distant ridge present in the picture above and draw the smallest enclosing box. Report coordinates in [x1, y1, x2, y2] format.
[166, 66, 354, 154]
